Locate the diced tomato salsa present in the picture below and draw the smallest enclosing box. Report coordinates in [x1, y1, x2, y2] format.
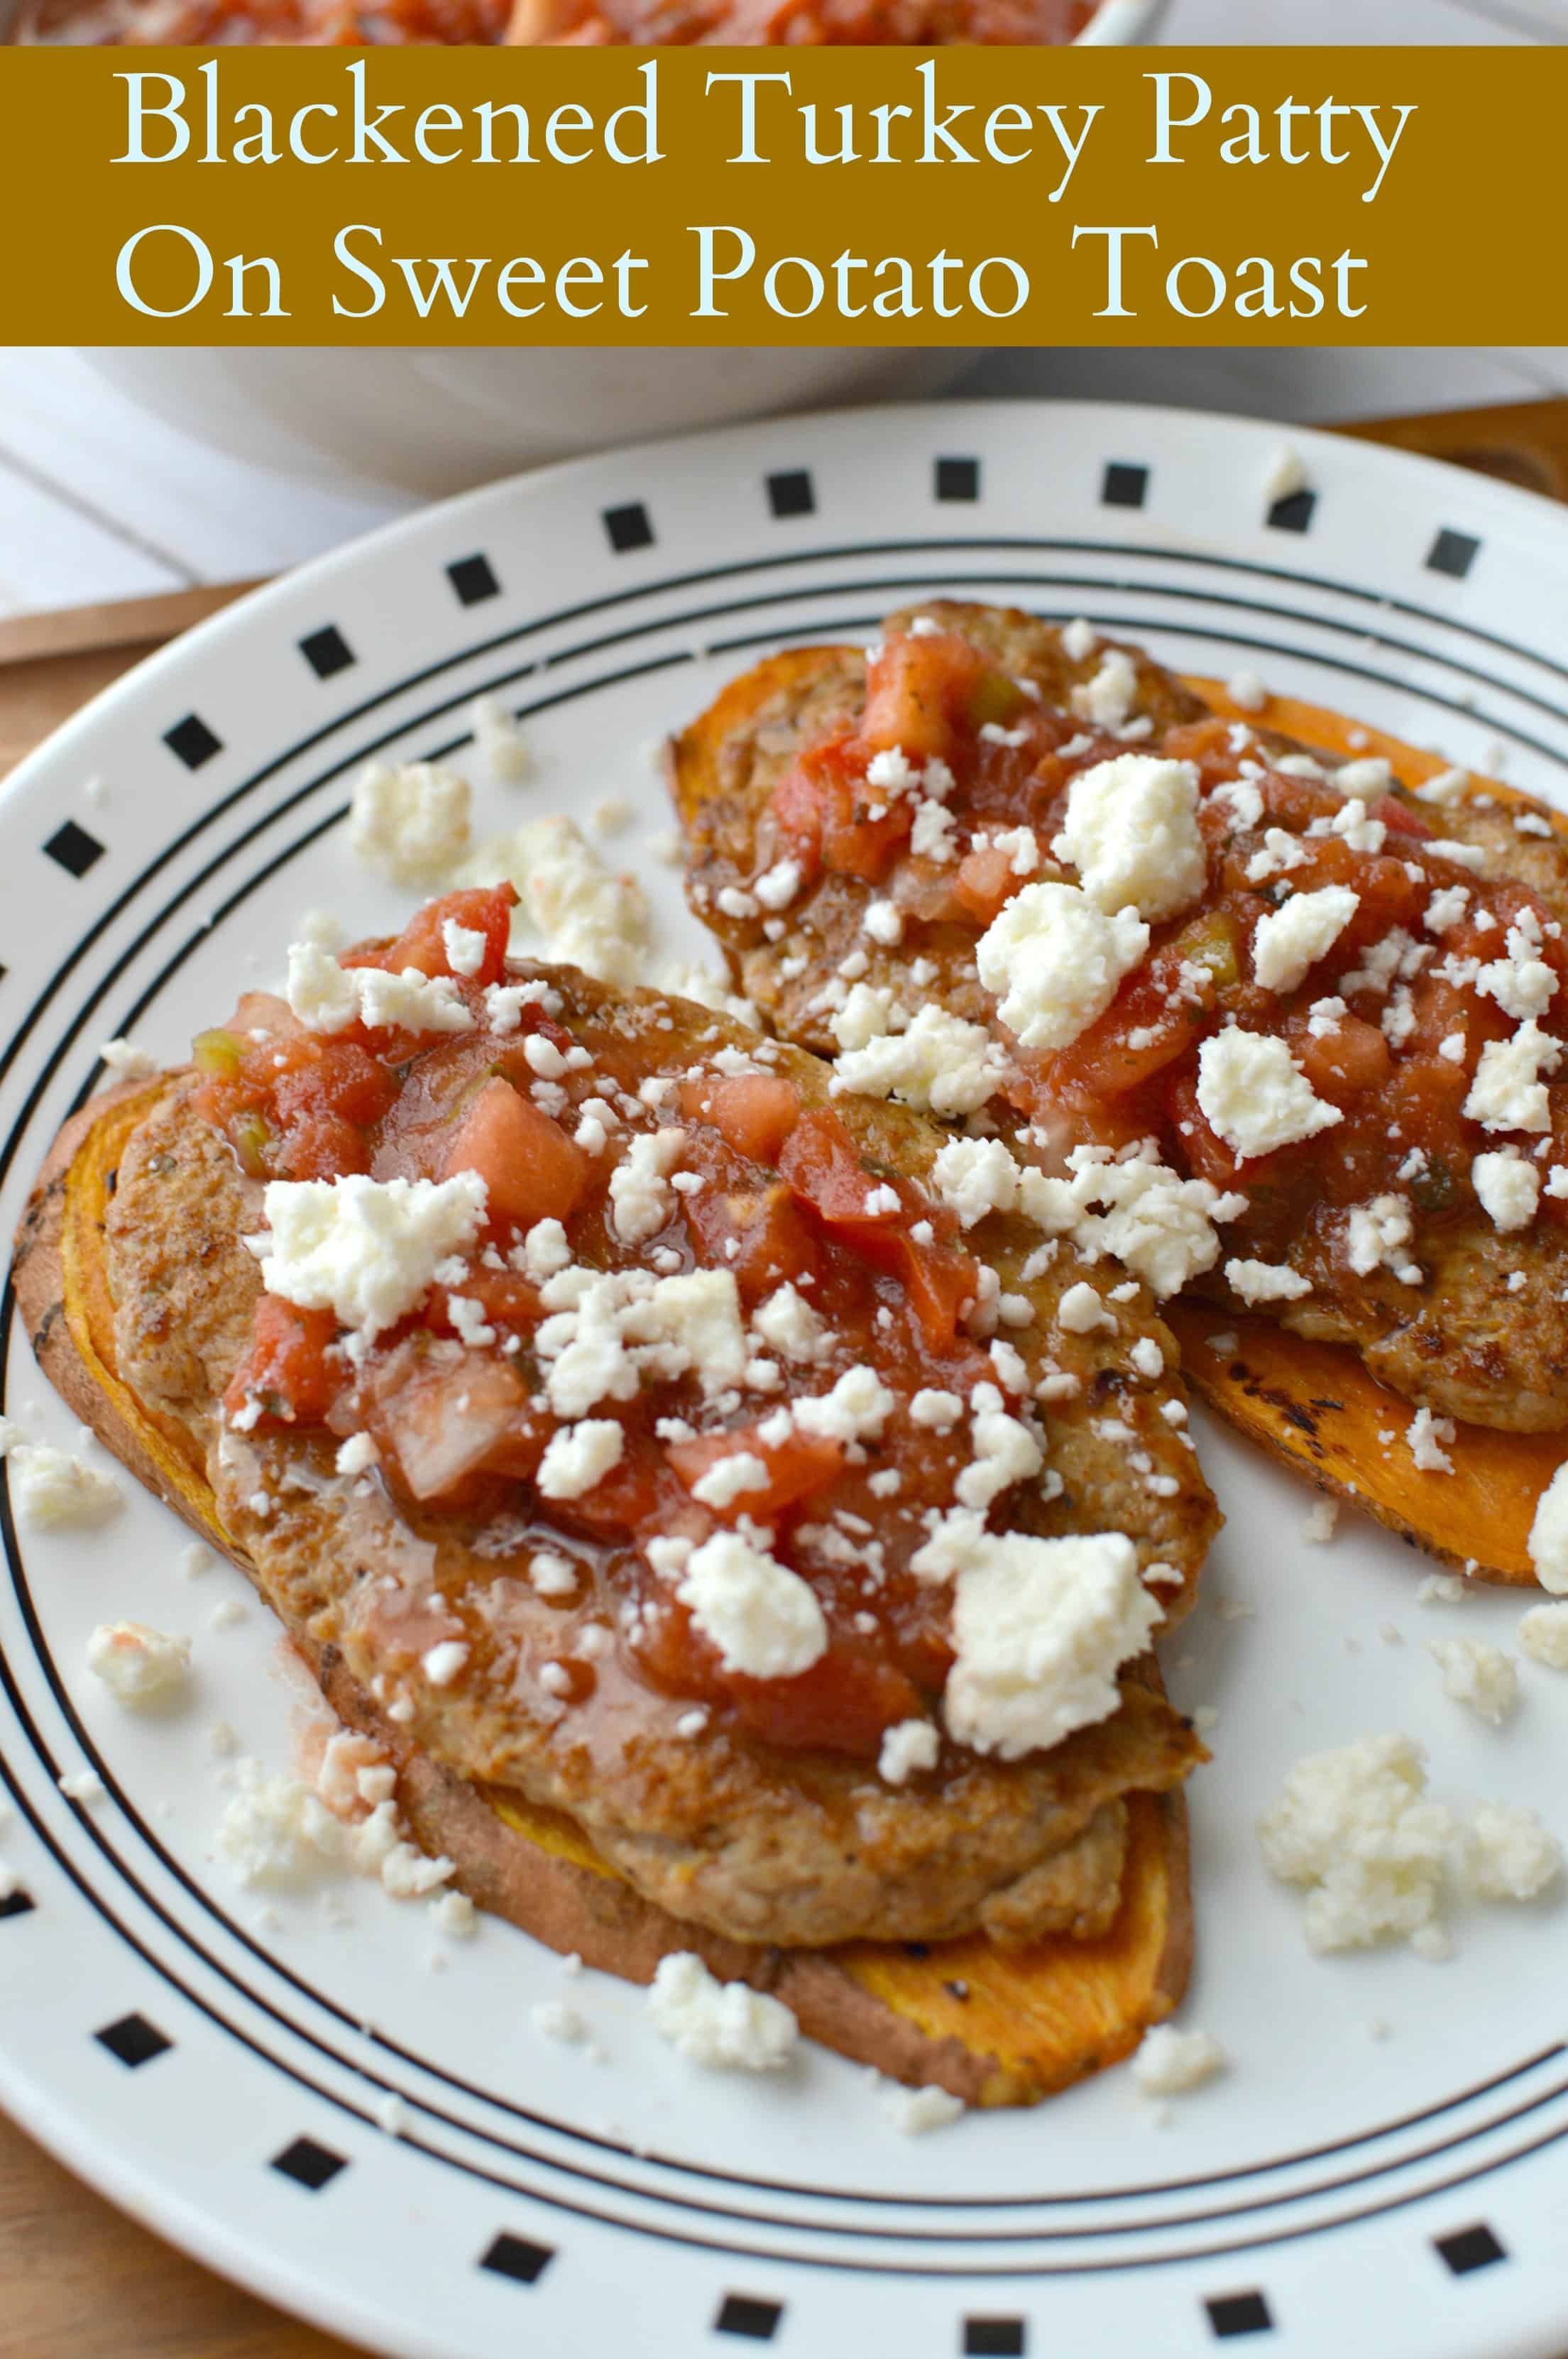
[755, 625, 1568, 1267]
[207, 885, 1016, 1761]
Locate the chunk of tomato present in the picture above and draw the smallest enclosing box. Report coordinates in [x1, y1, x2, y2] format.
[680, 1073, 800, 1166]
[224, 1297, 340, 1428]
[1286, 1012, 1392, 1104]
[441, 1077, 588, 1225]
[350, 885, 517, 987]
[862, 631, 985, 766]
[667, 1424, 842, 1520]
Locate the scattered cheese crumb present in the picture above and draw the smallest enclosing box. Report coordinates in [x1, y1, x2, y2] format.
[1131, 2025, 1227, 2096]
[1429, 1638, 1518, 1726]
[348, 760, 471, 886]
[1518, 1602, 1568, 1670]
[647, 1953, 798, 2070]
[8, 1443, 121, 1530]
[86, 1621, 191, 1709]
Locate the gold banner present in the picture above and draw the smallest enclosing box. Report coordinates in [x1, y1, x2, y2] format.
[0, 46, 1552, 345]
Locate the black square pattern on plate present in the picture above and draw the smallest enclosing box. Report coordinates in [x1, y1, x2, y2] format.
[271, 2136, 348, 2191]
[299, 625, 355, 680]
[1102, 461, 1148, 509]
[603, 501, 655, 554]
[1205, 2291, 1274, 2338]
[0, 1890, 33, 1920]
[935, 455, 980, 503]
[1267, 490, 1316, 534]
[43, 821, 105, 879]
[715, 2294, 782, 2340]
[766, 469, 815, 520]
[163, 713, 222, 771]
[94, 2012, 172, 2069]
[447, 554, 501, 607]
[1427, 528, 1481, 580]
[480, 2231, 554, 2285]
[964, 2319, 1026, 2355]
[1435, 2224, 1507, 2275]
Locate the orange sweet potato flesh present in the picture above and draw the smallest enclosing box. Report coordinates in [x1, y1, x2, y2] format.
[1180, 680, 1568, 1586]
[16, 1083, 1193, 2108]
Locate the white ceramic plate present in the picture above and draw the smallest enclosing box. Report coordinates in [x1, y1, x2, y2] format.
[4, 400, 1568, 2359]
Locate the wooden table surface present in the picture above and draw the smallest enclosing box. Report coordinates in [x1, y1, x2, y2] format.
[4, 393, 1567, 2358]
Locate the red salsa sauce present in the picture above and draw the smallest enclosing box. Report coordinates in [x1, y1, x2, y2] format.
[763, 625, 1568, 1271]
[20, 0, 1090, 37]
[201, 885, 1014, 1760]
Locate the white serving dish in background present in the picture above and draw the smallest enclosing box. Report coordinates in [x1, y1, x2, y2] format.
[41, 0, 1165, 495]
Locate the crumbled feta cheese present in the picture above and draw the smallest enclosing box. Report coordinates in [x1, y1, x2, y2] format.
[538, 1420, 625, 1501]
[8, 1442, 121, 1529]
[1468, 1803, 1562, 1902]
[248, 1171, 487, 1355]
[287, 943, 473, 1038]
[422, 1640, 470, 1687]
[86, 1621, 190, 1709]
[754, 857, 802, 910]
[98, 1036, 158, 1083]
[1070, 648, 1140, 732]
[1528, 1459, 1568, 1592]
[1021, 1152, 1244, 1300]
[1345, 1195, 1415, 1278]
[531, 1999, 591, 2046]
[335, 1431, 379, 1477]
[955, 1403, 1043, 1512]
[1258, 1734, 1459, 1956]
[1415, 767, 1469, 807]
[1429, 1637, 1518, 1726]
[879, 1718, 941, 1784]
[1227, 670, 1268, 714]
[832, 1001, 1007, 1118]
[1131, 2025, 1227, 2096]
[1058, 1281, 1112, 1335]
[675, 1531, 827, 1678]
[1251, 886, 1359, 995]
[1471, 1149, 1540, 1233]
[216, 1760, 342, 1890]
[1051, 755, 1205, 923]
[1263, 444, 1307, 504]
[469, 693, 531, 782]
[794, 1366, 896, 1445]
[535, 1267, 747, 1419]
[976, 881, 1148, 1053]
[1518, 1602, 1568, 1669]
[750, 1283, 829, 1364]
[464, 814, 651, 989]
[349, 760, 471, 886]
[441, 918, 487, 978]
[1300, 1497, 1339, 1545]
[608, 1129, 686, 1245]
[877, 2079, 966, 2134]
[1196, 1031, 1342, 1160]
[689, 1452, 769, 1511]
[923, 1524, 1160, 1759]
[1062, 617, 1098, 663]
[1246, 829, 1311, 885]
[647, 1953, 799, 2070]
[928, 1137, 1019, 1229]
[432, 1888, 478, 1939]
[1225, 1257, 1311, 1306]
[1407, 1407, 1456, 1474]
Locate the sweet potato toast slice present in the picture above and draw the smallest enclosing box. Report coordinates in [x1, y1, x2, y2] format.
[671, 615, 1568, 1586]
[1170, 683, 1568, 1587]
[12, 1058, 1197, 2106]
